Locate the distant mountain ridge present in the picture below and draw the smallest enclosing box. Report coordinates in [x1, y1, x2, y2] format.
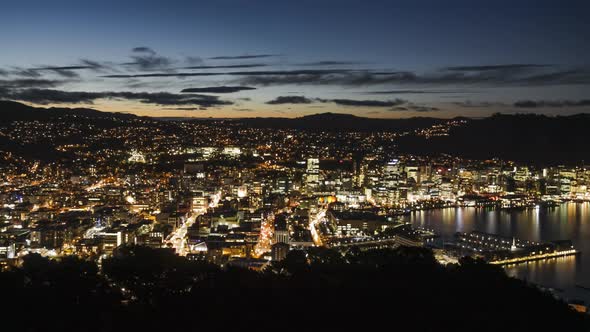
[0, 100, 141, 123]
[0, 100, 451, 131]
[230, 112, 449, 131]
[396, 112, 590, 165]
[3, 100, 590, 164]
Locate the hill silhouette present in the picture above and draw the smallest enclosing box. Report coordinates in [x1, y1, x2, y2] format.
[396, 112, 590, 165]
[0, 100, 141, 124]
[235, 112, 446, 131]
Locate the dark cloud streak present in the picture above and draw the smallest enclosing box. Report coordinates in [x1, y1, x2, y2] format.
[266, 95, 407, 107]
[299, 61, 361, 66]
[181, 86, 256, 93]
[132, 47, 156, 55]
[125, 47, 173, 71]
[267, 96, 313, 104]
[238, 67, 590, 87]
[389, 104, 440, 112]
[329, 98, 406, 107]
[444, 64, 553, 71]
[101, 69, 352, 79]
[453, 101, 507, 108]
[0, 89, 233, 107]
[209, 54, 279, 60]
[181, 64, 267, 70]
[514, 100, 590, 108]
[0, 79, 62, 89]
[366, 89, 470, 94]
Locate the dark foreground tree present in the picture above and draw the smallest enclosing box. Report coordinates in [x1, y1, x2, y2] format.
[0, 247, 587, 332]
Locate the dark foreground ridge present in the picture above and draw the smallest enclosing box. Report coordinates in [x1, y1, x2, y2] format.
[2, 246, 588, 331]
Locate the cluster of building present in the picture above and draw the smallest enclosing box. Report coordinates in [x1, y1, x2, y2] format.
[0, 115, 589, 268]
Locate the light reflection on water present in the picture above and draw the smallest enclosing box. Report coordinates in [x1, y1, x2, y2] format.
[404, 203, 590, 302]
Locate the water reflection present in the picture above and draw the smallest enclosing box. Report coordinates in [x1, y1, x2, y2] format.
[404, 203, 590, 301]
[505, 255, 577, 287]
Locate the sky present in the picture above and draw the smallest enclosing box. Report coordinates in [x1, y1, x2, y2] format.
[1, 0, 589, 118]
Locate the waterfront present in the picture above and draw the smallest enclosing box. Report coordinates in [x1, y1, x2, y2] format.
[405, 203, 590, 302]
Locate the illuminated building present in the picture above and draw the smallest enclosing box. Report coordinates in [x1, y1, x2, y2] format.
[222, 146, 242, 157]
[0, 240, 16, 259]
[305, 157, 320, 191]
[274, 214, 290, 244]
[128, 150, 146, 163]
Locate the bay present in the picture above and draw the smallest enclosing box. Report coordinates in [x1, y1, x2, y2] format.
[404, 203, 590, 302]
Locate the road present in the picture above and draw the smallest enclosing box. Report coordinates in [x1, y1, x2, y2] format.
[253, 212, 275, 257]
[309, 206, 327, 246]
[166, 192, 221, 256]
[166, 209, 205, 256]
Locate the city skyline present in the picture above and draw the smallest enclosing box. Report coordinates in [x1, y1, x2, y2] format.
[1, 0, 590, 118]
[3, 2, 590, 330]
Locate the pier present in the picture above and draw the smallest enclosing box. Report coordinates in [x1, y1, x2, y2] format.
[454, 231, 580, 266]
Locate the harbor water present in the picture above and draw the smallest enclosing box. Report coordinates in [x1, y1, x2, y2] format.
[404, 203, 590, 302]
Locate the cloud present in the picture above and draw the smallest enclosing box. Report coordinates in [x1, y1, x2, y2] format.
[32, 67, 80, 78]
[209, 54, 279, 60]
[181, 86, 256, 93]
[122, 79, 165, 89]
[444, 64, 553, 71]
[80, 59, 112, 72]
[124, 47, 173, 71]
[453, 101, 507, 108]
[11, 61, 113, 78]
[124, 56, 172, 71]
[31, 66, 92, 71]
[514, 100, 590, 108]
[2, 89, 103, 104]
[132, 47, 156, 54]
[299, 61, 361, 66]
[329, 98, 406, 107]
[102, 69, 351, 79]
[366, 89, 469, 94]
[266, 96, 407, 107]
[233, 70, 352, 75]
[236, 66, 590, 87]
[0, 89, 233, 107]
[514, 69, 590, 86]
[266, 96, 314, 104]
[237, 70, 368, 86]
[0, 79, 63, 89]
[181, 64, 267, 70]
[162, 107, 207, 111]
[408, 106, 440, 112]
[10, 67, 43, 78]
[81, 49, 274, 74]
[389, 104, 440, 112]
[236, 70, 418, 86]
[103, 72, 217, 78]
[106, 68, 506, 86]
[184, 56, 203, 65]
[440, 65, 590, 87]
